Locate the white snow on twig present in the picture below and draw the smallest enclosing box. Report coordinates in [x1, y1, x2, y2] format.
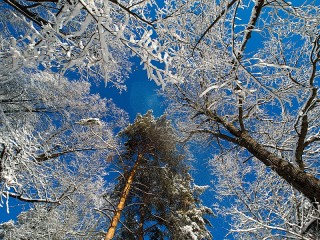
[75, 118, 102, 126]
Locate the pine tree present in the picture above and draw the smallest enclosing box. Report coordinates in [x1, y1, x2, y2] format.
[106, 111, 212, 240]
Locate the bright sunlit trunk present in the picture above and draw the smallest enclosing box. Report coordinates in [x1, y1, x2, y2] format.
[105, 153, 142, 240]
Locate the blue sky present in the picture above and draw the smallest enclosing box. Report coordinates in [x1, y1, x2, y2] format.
[97, 59, 223, 238]
[94, 58, 165, 122]
[4, 1, 314, 237]
[0, 57, 222, 237]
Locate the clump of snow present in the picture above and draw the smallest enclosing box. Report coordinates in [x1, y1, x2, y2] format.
[180, 225, 199, 240]
[75, 118, 102, 126]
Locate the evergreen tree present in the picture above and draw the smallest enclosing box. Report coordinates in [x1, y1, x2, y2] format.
[107, 111, 212, 240]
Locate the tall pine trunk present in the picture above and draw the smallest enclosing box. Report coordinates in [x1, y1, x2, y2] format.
[138, 199, 146, 240]
[105, 153, 142, 240]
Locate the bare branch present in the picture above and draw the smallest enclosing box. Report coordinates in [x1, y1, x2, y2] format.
[193, 0, 239, 52]
[6, 192, 60, 203]
[3, 0, 51, 26]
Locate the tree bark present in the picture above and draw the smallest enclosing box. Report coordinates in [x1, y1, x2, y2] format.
[105, 153, 142, 240]
[138, 204, 145, 240]
[205, 110, 320, 203]
[238, 131, 320, 203]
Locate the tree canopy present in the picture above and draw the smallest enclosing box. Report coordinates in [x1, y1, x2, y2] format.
[109, 112, 212, 239]
[1, 0, 320, 239]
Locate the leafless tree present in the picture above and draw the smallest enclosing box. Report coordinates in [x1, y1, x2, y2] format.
[157, 1, 320, 237]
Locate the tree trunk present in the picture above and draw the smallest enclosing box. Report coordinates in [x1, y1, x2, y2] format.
[138, 199, 145, 240]
[206, 110, 320, 203]
[105, 154, 142, 240]
[237, 131, 320, 204]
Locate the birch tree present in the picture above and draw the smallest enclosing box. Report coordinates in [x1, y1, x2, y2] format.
[105, 112, 212, 240]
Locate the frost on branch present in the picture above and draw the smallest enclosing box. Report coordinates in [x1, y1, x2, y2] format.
[75, 117, 102, 126]
[1, 0, 181, 89]
[211, 151, 320, 239]
[106, 112, 212, 239]
[0, 67, 126, 211]
[0, 175, 112, 239]
[162, 0, 320, 237]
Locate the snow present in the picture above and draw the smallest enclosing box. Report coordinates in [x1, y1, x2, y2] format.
[75, 118, 102, 125]
[181, 225, 198, 240]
